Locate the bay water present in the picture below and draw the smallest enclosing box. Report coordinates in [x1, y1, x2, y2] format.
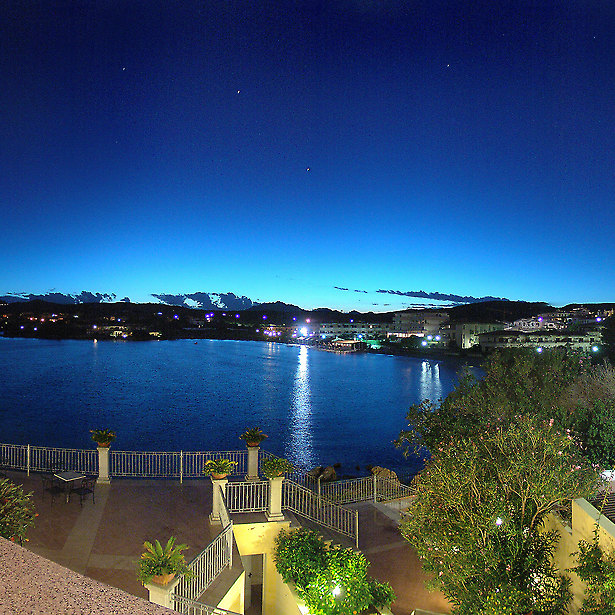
[0, 338, 480, 476]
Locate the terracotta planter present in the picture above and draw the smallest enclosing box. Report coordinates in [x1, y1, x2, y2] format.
[211, 473, 228, 480]
[97, 442, 111, 448]
[246, 442, 260, 447]
[151, 572, 176, 586]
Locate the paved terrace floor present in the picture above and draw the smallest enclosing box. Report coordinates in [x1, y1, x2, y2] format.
[7, 471, 450, 615]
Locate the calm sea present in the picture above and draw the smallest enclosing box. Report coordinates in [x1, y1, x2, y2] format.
[0, 338, 480, 475]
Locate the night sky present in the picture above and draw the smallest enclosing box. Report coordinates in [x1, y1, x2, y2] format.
[2, 1, 614, 311]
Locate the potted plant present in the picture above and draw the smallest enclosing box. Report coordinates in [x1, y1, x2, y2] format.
[90, 428, 116, 447]
[137, 536, 192, 586]
[239, 427, 268, 447]
[262, 456, 295, 479]
[204, 458, 238, 479]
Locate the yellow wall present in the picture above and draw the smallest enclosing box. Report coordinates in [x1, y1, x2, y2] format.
[217, 571, 246, 614]
[546, 498, 615, 614]
[233, 519, 306, 615]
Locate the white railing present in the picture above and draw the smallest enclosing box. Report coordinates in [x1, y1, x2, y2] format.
[0, 443, 97, 475]
[172, 595, 240, 615]
[226, 480, 269, 513]
[283, 480, 359, 548]
[320, 476, 374, 503]
[173, 523, 234, 604]
[317, 475, 416, 504]
[111, 450, 248, 480]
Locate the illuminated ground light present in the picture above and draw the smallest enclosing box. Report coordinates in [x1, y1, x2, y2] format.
[536, 347, 543, 353]
[592, 345, 600, 352]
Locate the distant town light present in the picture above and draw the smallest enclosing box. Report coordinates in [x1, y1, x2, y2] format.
[592, 345, 599, 352]
[427, 335, 433, 340]
[92, 325, 97, 329]
[421, 340, 428, 347]
[495, 517, 503, 526]
[173, 314, 179, 320]
[306, 318, 311, 323]
[596, 317, 602, 322]
[293, 317, 297, 321]
[236, 314, 240, 318]
[20, 325, 24, 330]
[435, 335, 441, 341]
[263, 315, 267, 320]
[301, 327, 308, 336]
[536, 347, 543, 353]
[332, 586, 341, 597]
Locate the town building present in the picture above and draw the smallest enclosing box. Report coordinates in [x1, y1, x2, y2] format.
[391, 310, 449, 338]
[448, 322, 504, 349]
[478, 329, 602, 354]
[317, 322, 389, 339]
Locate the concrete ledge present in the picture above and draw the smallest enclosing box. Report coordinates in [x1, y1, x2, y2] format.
[0, 537, 173, 614]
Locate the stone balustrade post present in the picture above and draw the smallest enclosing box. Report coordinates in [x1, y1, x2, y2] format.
[210, 477, 228, 524]
[96, 446, 110, 484]
[266, 476, 285, 522]
[145, 575, 181, 609]
[246, 445, 259, 481]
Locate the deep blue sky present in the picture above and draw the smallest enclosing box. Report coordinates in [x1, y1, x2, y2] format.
[1, 1, 613, 311]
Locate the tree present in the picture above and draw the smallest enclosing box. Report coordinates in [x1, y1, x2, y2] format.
[400, 416, 599, 615]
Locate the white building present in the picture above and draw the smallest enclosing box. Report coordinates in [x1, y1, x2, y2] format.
[478, 330, 602, 354]
[449, 322, 505, 349]
[317, 322, 389, 339]
[391, 310, 449, 338]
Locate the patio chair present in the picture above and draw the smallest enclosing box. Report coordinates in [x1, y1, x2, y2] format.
[41, 473, 64, 505]
[71, 475, 96, 506]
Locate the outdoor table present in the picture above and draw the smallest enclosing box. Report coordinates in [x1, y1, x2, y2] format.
[54, 471, 85, 503]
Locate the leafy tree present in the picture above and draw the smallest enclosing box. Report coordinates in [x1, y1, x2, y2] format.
[0, 478, 36, 544]
[584, 400, 615, 467]
[400, 416, 599, 615]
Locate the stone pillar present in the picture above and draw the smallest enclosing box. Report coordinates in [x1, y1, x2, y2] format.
[210, 477, 228, 524]
[246, 445, 259, 481]
[145, 575, 181, 609]
[266, 476, 285, 522]
[97, 446, 110, 484]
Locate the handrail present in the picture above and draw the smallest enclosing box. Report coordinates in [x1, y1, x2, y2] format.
[172, 594, 240, 615]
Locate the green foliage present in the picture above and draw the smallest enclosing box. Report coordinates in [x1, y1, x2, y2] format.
[0, 479, 36, 544]
[273, 528, 395, 614]
[400, 416, 599, 615]
[602, 316, 615, 362]
[572, 530, 615, 614]
[261, 456, 295, 478]
[585, 400, 615, 467]
[397, 348, 615, 465]
[89, 428, 116, 445]
[137, 536, 191, 585]
[274, 528, 329, 588]
[239, 427, 268, 444]
[203, 458, 238, 476]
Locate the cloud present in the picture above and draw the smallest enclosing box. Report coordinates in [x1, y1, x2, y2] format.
[376, 289, 508, 303]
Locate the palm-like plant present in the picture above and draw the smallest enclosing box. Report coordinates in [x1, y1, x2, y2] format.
[204, 458, 238, 478]
[239, 427, 268, 446]
[262, 456, 295, 479]
[137, 536, 191, 585]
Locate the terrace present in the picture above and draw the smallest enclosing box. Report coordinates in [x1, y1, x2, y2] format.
[0, 443, 450, 615]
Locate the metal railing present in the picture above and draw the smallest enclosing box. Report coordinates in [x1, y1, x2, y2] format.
[111, 450, 248, 480]
[283, 480, 359, 548]
[173, 523, 234, 605]
[318, 475, 416, 505]
[0, 443, 97, 475]
[173, 488, 233, 609]
[226, 480, 269, 513]
[172, 595, 240, 615]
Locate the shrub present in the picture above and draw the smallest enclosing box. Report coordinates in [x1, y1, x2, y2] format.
[0, 478, 36, 544]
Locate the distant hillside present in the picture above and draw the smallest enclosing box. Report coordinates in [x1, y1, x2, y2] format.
[446, 301, 552, 323]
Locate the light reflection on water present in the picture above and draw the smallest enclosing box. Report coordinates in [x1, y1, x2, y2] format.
[286, 345, 313, 468]
[0, 338, 482, 474]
